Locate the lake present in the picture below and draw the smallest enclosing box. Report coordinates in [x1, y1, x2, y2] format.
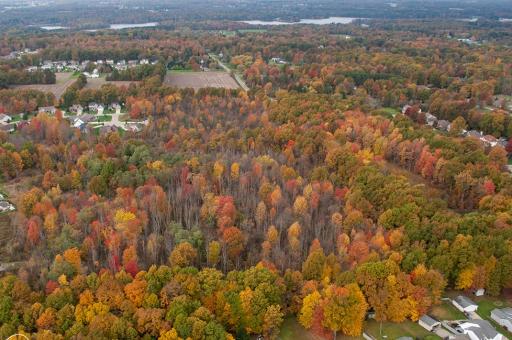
[40, 26, 69, 30]
[109, 22, 159, 30]
[240, 17, 359, 26]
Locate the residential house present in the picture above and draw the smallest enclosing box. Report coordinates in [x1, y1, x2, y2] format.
[99, 125, 117, 134]
[0, 114, 12, 125]
[437, 119, 451, 132]
[480, 135, 498, 147]
[0, 201, 15, 212]
[88, 102, 100, 112]
[0, 123, 15, 133]
[466, 130, 483, 139]
[491, 308, 512, 331]
[38, 106, 57, 115]
[402, 104, 412, 114]
[69, 104, 84, 115]
[106, 59, 114, 65]
[97, 104, 104, 115]
[270, 57, 287, 64]
[425, 112, 438, 127]
[418, 315, 441, 332]
[452, 295, 478, 313]
[140, 58, 149, 65]
[110, 103, 122, 114]
[456, 320, 503, 340]
[71, 114, 95, 129]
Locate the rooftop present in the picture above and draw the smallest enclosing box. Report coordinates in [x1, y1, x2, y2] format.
[454, 295, 477, 308]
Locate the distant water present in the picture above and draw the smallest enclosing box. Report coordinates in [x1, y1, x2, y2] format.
[40, 26, 69, 30]
[240, 17, 359, 26]
[499, 18, 512, 22]
[109, 22, 159, 30]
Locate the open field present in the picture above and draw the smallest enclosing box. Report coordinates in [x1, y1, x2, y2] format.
[430, 301, 466, 320]
[11, 72, 76, 99]
[84, 77, 139, 90]
[11, 73, 138, 98]
[164, 71, 240, 90]
[365, 319, 440, 340]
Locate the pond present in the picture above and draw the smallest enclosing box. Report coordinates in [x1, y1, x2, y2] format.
[240, 17, 360, 26]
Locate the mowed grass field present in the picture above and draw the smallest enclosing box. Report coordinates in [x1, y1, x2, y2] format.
[84, 77, 139, 89]
[12, 72, 76, 99]
[164, 71, 240, 90]
[13, 73, 139, 99]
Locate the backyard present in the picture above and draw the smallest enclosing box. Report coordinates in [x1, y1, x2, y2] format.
[474, 296, 512, 338]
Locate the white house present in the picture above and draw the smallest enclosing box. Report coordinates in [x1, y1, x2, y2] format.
[69, 104, 83, 115]
[456, 320, 503, 340]
[38, 106, 57, 115]
[418, 315, 440, 332]
[0, 113, 12, 125]
[452, 295, 478, 313]
[71, 114, 95, 129]
[491, 308, 512, 331]
[111, 103, 122, 114]
[97, 105, 105, 115]
[0, 201, 15, 212]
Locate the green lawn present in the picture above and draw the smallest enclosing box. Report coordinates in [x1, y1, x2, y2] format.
[10, 114, 23, 122]
[238, 29, 267, 34]
[218, 30, 236, 36]
[430, 301, 466, 320]
[371, 107, 400, 119]
[475, 298, 512, 338]
[365, 320, 440, 340]
[167, 68, 195, 73]
[96, 115, 112, 122]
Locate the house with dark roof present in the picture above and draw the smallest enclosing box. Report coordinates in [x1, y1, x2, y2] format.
[452, 295, 478, 313]
[491, 308, 512, 331]
[436, 119, 451, 131]
[0, 123, 16, 133]
[418, 315, 440, 331]
[456, 319, 503, 340]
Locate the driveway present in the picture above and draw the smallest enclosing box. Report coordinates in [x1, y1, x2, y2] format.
[467, 311, 482, 320]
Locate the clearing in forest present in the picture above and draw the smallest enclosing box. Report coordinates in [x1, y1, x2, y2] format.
[164, 71, 240, 90]
[11, 72, 77, 99]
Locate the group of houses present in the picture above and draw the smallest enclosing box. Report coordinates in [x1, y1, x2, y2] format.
[27, 58, 156, 73]
[415, 295, 509, 340]
[403, 105, 508, 149]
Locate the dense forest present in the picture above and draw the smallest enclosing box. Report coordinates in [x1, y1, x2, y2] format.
[0, 12, 511, 340]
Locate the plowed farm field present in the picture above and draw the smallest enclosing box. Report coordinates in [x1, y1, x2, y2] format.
[164, 71, 240, 90]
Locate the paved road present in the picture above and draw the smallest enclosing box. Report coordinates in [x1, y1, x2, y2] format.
[209, 54, 250, 91]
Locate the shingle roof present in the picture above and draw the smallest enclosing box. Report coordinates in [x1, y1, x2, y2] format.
[492, 307, 512, 321]
[459, 320, 499, 340]
[454, 295, 477, 308]
[419, 315, 440, 327]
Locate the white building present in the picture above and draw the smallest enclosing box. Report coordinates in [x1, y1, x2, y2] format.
[0, 114, 12, 125]
[452, 296, 478, 313]
[456, 320, 503, 340]
[418, 315, 440, 332]
[491, 308, 512, 331]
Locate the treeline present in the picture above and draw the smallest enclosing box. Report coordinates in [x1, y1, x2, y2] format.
[106, 63, 166, 82]
[0, 68, 55, 88]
